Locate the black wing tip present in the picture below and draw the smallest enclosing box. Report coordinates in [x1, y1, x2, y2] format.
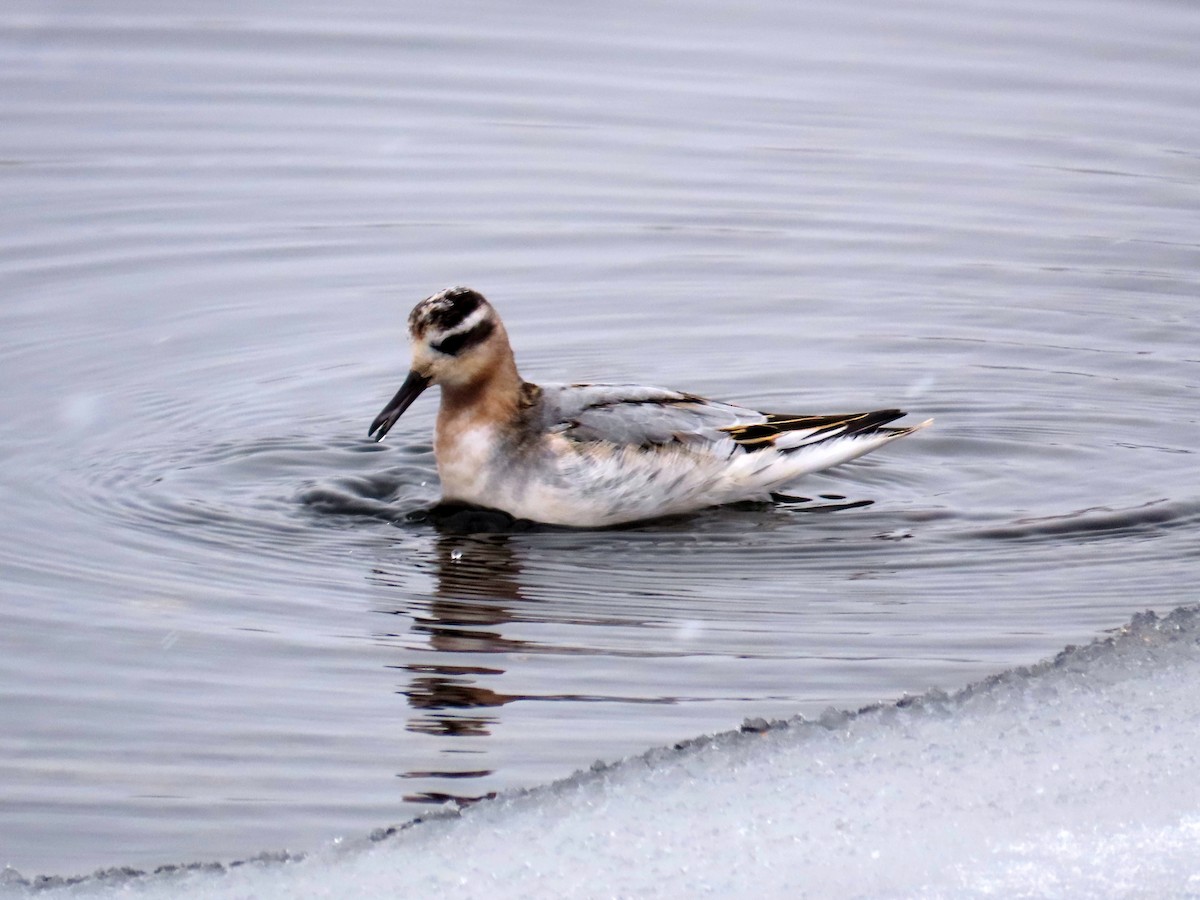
[857, 408, 906, 431]
[725, 408, 918, 452]
[763, 408, 907, 431]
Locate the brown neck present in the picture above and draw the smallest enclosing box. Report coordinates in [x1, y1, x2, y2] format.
[436, 352, 524, 433]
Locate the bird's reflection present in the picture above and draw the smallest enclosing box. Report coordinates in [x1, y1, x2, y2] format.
[370, 517, 536, 807]
[365, 498, 878, 808]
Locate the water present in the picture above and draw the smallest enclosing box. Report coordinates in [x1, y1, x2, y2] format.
[2, 0, 1199, 882]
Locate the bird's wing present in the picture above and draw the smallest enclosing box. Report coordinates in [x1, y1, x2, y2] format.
[537, 384, 912, 455]
[536, 383, 764, 448]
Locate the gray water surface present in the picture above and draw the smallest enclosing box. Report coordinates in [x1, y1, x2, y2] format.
[2, 0, 1199, 876]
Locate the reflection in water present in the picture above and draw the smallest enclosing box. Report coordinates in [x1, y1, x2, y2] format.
[366, 497, 901, 806]
[369, 521, 686, 807]
[371, 531, 531, 806]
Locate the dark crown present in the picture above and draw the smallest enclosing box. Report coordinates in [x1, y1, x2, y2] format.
[410, 286, 488, 336]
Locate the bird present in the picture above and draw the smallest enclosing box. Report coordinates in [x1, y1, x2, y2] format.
[368, 286, 931, 528]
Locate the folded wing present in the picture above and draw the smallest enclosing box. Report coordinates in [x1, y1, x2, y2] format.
[538, 383, 909, 456]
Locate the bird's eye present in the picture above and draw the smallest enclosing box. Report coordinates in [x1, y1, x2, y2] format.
[432, 320, 494, 356]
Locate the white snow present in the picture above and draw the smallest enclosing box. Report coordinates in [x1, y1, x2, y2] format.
[15, 606, 1200, 899]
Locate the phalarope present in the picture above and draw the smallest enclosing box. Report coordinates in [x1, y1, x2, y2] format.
[369, 286, 931, 527]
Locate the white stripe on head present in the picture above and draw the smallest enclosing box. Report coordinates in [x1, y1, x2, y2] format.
[429, 302, 492, 341]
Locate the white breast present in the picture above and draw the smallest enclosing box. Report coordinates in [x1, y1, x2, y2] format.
[434, 423, 500, 505]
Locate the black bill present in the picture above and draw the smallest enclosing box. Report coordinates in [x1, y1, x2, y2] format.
[368, 370, 431, 441]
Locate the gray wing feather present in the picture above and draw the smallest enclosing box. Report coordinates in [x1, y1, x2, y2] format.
[537, 383, 766, 447]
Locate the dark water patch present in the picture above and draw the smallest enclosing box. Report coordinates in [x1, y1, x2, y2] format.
[970, 499, 1200, 543]
[297, 463, 435, 523]
[297, 481, 410, 521]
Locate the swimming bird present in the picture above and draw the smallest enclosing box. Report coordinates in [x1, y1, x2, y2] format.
[368, 287, 930, 527]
